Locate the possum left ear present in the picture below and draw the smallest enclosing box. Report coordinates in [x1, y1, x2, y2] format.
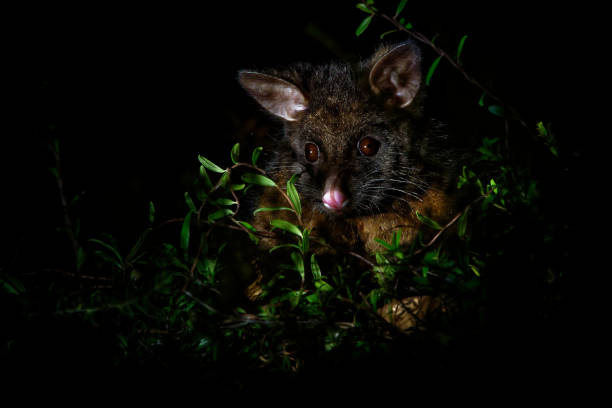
[369, 42, 422, 108]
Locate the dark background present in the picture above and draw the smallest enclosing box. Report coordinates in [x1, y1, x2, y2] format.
[4, 0, 589, 390]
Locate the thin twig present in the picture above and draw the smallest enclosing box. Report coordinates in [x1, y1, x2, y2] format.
[49, 141, 82, 271]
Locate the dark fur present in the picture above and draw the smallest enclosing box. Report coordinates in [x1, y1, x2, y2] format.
[239, 42, 459, 254]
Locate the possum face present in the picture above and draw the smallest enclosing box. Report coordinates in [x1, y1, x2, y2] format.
[238, 42, 427, 217]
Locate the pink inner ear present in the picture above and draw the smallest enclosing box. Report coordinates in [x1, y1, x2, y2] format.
[323, 188, 348, 211]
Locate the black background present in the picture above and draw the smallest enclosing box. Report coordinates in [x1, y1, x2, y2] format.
[3, 0, 590, 391]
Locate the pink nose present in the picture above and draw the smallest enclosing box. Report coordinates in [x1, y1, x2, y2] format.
[322, 188, 348, 211]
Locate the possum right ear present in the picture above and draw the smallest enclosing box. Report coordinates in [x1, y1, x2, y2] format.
[238, 71, 308, 122]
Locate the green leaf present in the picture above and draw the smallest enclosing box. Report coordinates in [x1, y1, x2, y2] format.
[301, 228, 310, 254]
[251, 146, 263, 166]
[237, 220, 256, 233]
[253, 206, 293, 215]
[290, 251, 305, 282]
[1, 273, 25, 295]
[208, 208, 234, 222]
[478, 91, 486, 107]
[212, 198, 237, 206]
[184, 192, 197, 213]
[287, 174, 302, 218]
[241, 173, 277, 187]
[311, 253, 322, 280]
[89, 238, 123, 265]
[148, 201, 155, 225]
[198, 155, 225, 173]
[395, 0, 408, 17]
[238, 220, 259, 244]
[356, 3, 372, 13]
[269, 243, 303, 253]
[469, 264, 481, 277]
[314, 280, 333, 292]
[270, 219, 303, 239]
[457, 208, 468, 238]
[219, 171, 231, 188]
[488, 105, 505, 117]
[199, 165, 213, 191]
[456, 34, 468, 63]
[380, 29, 399, 40]
[374, 237, 394, 250]
[489, 178, 499, 194]
[230, 183, 245, 191]
[425, 55, 442, 86]
[230, 142, 240, 164]
[355, 15, 372, 37]
[180, 212, 192, 250]
[415, 210, 443, 230]
[76, 246, 86, 271]
[392, 229, 401, 249]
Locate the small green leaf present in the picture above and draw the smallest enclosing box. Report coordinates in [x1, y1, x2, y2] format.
[184, 192, 197, 212]
[251, 146, 263, 166]
[457, 208, 468, 238]
[314, 280, 333, 292]
[311, 253, 321, 280]
[380, 29, 399, 40]
[374, 237, 394, 250]
[253, 206, 294, 215]
[392, 229, 401, 249]
[230, 142, 240, 164]
[489, 178, 498, 194]
[469, 264, 481, 277]
[89, 238, 123, 265]
[415, 210, 443, 230]
[198, 155, 225, 173]
[288, 290, 302, 308]
[148, 201, 155, 225]
[269, 243, 302, 253]
[488, 105, 505, 117]
[76, 246, 86, 271]
[1, 274, 26, 295]
[478, 91, 486, 107]
[356, 3, 371, 13]
[230, 183, 245, 191]
[425, 55, 442, 86]
[241, 173, 277, 187]
[301, 228, 310, 254]
[219, 171, 231, 188]
[237, 220, 256, 233]
[270, 219, 303, 239]
[355, 15, 372, 37]
[180, 212, 192, 251]
[456, 34, 468, 63]
[290, 251, 305, 282]
[49, 167, 60, 180]
[287, 174, 302, 218]
[212, 198, 237, 206]
[395, 0, 408, 17]
[208, 208, 234, 222]
[199, 165, 213, 190]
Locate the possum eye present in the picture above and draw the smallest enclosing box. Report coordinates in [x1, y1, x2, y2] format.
[304, 142, 319, 162]
[358, 137, 381, 157]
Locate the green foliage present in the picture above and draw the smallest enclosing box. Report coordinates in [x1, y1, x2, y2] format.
[7, 1, 564, 381]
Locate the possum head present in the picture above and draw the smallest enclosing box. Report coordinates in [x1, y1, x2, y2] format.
[238, 42, 429, 217]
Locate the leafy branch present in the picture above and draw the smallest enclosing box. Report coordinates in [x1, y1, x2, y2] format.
[355, 1, 533, 135]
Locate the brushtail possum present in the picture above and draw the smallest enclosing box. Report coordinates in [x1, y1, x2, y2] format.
[238, 41, 459, 255]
